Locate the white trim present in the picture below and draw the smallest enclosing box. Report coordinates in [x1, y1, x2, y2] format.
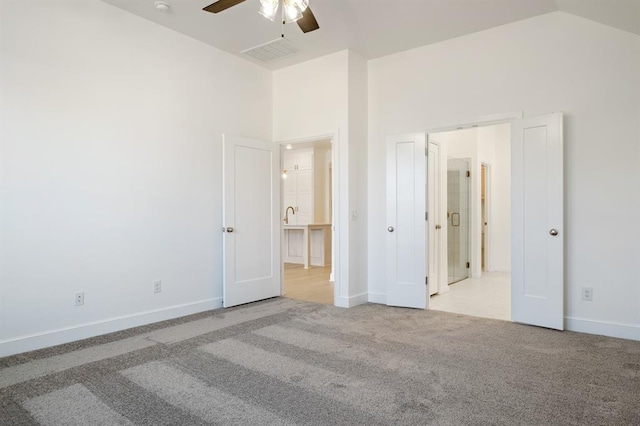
[277, 133, 335, 145]
[368, 292, 387, 304]
[425, 111, 523, 134]
[0, 298, 222, 358]
[437, 286, 449, 295]
[335, 292, 368, 308]
[481, 162, 491, 273]
[565, 317, 640, 341]
[458, 156, 473, 282]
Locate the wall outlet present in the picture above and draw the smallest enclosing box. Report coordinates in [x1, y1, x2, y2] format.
[582, 287, 593, 302]
[75, 292, 84, 306]
[153, 280, 162, 294]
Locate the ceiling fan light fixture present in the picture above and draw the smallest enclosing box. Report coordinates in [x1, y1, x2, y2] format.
[287, 0, 309, 13]
[283, 0, 308, 23]
[284, 8, 302, 23]
[258, 0, 279, 21]
[154, 1, 170, 11]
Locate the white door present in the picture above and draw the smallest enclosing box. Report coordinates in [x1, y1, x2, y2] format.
[427, 140, 441, 296]
[387, 133, 427, 309]
[511, 113, 564, 329]
[222, 134, 281, 307]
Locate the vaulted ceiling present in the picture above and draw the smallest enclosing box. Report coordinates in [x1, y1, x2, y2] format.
[102, 0, 640, 70]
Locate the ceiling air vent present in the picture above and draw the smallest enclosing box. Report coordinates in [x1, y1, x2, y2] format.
[242, 37, 300, 63]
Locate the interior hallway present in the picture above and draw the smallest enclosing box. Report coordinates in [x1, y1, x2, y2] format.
[284, 264, 333, 305]
[429, 272, 510, 321]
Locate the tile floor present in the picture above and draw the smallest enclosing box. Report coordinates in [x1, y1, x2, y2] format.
[429, 272, 511, 321]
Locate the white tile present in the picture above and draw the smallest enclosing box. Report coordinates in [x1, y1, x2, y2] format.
[430, 272, 511, 321]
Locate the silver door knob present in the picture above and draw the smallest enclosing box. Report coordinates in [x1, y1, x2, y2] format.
[435, 225, 442, 230]
[549, 228, 558, 236]
[226, 227, 234, 233]
[387, 226, 394, 232]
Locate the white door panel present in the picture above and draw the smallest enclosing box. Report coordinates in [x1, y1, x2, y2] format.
[296, 193, 313, 225]
[223, 134, 280, 307]
[296, 171, 313, 194]
[387, 133, 426, 309]
[283, 176, 296, 195]
[427, 140, 441, 296]
[296, 151, 313, 171]
[512, 113, 564, 329]
[283, 154, 296, 171]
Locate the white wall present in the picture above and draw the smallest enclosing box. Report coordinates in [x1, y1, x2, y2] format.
[0, 0, 272, 356]
[489, 124, 511, 272]
[368, 12, 640, 340]
[273, 50, 368, 307]
[273, 51, 349, 143]
[312, 145, 332, 224]
[347, 51, 369, 301]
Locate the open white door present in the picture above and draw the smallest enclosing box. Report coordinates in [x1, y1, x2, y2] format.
[222, 134, 280, 308]
[427, 140, 441, 296]
[511, 113, 564, 329]
[387, 133, 426, 309]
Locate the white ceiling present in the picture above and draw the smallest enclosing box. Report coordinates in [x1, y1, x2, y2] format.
[101, 0, 640, 70]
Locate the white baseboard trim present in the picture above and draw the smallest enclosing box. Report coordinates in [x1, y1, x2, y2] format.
[565, 316, 640, 341]
[368, 292, 387, 305]
[437, 286, 450, 295]
[0, 298, 223, 358]
[487, 267, 511, 273]
[335, 292, 368, 308]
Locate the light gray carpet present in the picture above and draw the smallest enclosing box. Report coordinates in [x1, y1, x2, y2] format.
[1, 298, 639, 425]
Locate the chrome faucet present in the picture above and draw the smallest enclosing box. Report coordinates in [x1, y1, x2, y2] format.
[284, 206, 296, 224]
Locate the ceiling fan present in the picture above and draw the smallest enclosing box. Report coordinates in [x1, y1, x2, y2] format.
[202, 0, 320, 33]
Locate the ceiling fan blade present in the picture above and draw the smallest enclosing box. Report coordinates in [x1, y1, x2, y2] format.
[297, 6, 319, 33]
[203, 0, 246, 13]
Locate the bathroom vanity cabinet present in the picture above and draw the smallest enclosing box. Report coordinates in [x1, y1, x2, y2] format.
[283, 224, 332, 268]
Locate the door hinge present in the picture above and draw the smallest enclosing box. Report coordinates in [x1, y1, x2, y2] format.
[466, 171, 471, 178]
[425, 212, 428, 221]
[466, 262, 470, 268]
[425, 276, 428, 285]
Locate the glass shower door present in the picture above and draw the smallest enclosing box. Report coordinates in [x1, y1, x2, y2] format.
[447, 158, 471, 284]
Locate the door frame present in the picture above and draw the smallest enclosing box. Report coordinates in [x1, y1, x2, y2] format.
[278, 132, 341, 307]
[425, 111, 522, 308]
[481, 162, 491, 272]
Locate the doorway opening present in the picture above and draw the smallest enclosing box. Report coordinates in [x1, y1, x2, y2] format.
[428, 123, 511, 321]
[280, 139, 334, 305]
